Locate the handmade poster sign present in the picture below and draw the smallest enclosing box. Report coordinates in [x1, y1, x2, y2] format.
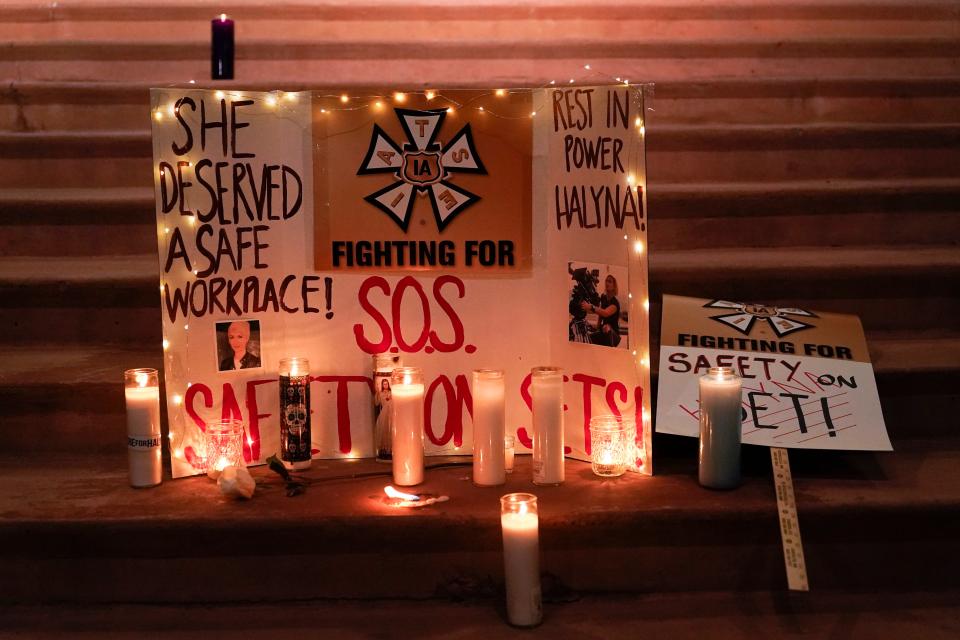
[656, 294, 892, 450]
[150, 86, 651, 478]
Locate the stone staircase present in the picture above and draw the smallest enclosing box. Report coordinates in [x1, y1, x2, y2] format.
[0, 0, 958, 619]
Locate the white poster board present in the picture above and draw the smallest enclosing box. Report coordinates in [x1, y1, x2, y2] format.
[150, 86, 652, 478]
[656, 295, 892, 451]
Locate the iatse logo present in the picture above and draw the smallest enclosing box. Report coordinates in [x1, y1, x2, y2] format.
[357, 108, 486, 231]
[704, 299, 817, 337]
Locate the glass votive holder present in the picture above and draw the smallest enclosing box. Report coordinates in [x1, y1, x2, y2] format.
[205, 418, 245, 479]
[504, 434, 516, 473]
[589, 415, 629, 477]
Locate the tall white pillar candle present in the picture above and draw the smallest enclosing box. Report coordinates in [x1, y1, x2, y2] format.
[124, 368, 162, 488]
[391, 367, 424, 486]
[472, 369, 506, 486]
[531, 366, 564, 485]
[699, 367, 743, 489]
[501, 493, 542, 627]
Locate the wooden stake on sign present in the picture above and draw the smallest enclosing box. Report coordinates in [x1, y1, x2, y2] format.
[771, 447, 810, 591]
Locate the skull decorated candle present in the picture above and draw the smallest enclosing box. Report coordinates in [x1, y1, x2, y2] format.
[279, 357, 311, 470]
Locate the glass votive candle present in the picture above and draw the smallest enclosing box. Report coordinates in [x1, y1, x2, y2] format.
[589, 415, 629, 477]
[205, 418, 245, 479]
[504, 434, 516, 473]
[500, 492, 542, 627]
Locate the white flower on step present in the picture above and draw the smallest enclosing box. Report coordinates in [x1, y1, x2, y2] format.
[217, 466, 255, 500]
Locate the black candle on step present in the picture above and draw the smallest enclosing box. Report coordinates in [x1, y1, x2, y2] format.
[211, 13, 234, 80]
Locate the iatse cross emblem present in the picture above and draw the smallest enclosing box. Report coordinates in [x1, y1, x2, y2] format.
[704, 299, 818, 337]
[357, 108, 486, 231]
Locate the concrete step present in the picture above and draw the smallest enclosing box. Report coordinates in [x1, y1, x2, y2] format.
[5, 124, 959, 157]
[4, 79, 959, 132]
[0, 247, 955, 343]
[0, 333, 954, 452]
[2, 590, 959, 639]
[7, 209, 956, 256]
[3, 182, 958, 256]
[1, 440, 959, 603]
[0, 124, 957, 188]
[4, 179, 957, 221]
[1, 15, 958, 84]
[2, 0, 957, 22]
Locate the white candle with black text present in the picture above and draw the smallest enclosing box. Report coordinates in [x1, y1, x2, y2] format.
[124, 368, 162, 488]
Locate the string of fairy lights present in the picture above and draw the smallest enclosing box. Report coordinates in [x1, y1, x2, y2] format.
[151, 65, 654, 471]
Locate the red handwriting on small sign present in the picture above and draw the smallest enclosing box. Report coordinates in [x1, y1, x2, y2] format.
[353, 275, 471, 354]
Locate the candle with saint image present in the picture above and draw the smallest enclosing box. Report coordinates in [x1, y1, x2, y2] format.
[124, 368, 162, 488]
[698, 367, 743, 489]
[472, 369, 506, 486]
[391, 367, 424, 486]
[504, 434, 516, 473]
[501, 493, 542, 627]
[531, 366, 564, 485]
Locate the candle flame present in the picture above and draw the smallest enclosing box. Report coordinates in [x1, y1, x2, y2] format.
[403, 374, 412, 385]
[215, 456, 230, 471]
[384, 485, 420, 501]
[220, 13, 227, 22]
[135, 371, 149, 388]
